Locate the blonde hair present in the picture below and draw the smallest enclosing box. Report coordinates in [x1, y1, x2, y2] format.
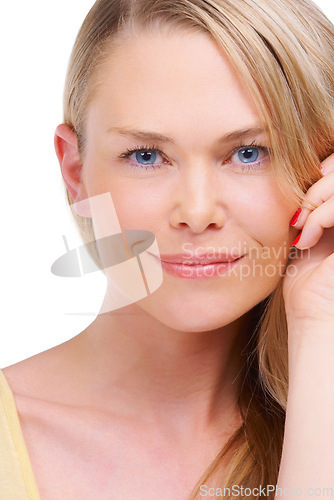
[62, 0, 334, 497]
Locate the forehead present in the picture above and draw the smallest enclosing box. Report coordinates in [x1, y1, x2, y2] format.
[86, 28, 263, 146]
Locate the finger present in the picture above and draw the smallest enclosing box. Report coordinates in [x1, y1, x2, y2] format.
[290, 171, 334, 229]
[319, 152, 334, 175]
[293, 195, 334, 249]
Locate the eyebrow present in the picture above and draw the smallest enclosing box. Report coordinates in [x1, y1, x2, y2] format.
[107, 126, 268, 145]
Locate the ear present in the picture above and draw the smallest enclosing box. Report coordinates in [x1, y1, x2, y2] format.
[54, 124, 91, 217]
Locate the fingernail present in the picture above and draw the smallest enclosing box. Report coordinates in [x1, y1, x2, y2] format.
[289, 208, 302, 226]
[292, 233, 301, 246]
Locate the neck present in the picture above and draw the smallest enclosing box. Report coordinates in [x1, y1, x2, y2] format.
[68, 302, 251, 435]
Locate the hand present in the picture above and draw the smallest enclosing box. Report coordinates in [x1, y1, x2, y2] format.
[282, 154, 334, 324]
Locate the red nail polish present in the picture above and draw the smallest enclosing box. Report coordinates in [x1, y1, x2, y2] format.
[289, 208, 302, 226]
[292, 233, 301, 246]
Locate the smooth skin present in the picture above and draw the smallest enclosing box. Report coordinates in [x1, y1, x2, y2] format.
[3, 27, 334, 498]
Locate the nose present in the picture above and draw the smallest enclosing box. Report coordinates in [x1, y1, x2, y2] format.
[169, 162, 226, 233]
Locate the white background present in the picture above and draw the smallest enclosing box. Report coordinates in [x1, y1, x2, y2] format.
[0, 1, 333, 367]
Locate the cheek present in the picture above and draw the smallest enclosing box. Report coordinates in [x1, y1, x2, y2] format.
[235, 180, 295, 246]
[232, 182, 297, 285]
[117, 191, 164, 232]
[86, 172, 167, 232]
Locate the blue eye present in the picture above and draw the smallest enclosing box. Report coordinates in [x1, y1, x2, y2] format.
[118, 143, 270, 172]
[135, 149, 157, 165]
[226, 144, 269, 172]
[118, 146, 165, 169]
[237, 147, 260, 163]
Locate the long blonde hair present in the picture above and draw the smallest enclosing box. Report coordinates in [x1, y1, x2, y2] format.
[62, 0, 334, 497]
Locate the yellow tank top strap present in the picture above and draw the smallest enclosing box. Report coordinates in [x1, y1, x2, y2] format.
[0, 369, 41, 499]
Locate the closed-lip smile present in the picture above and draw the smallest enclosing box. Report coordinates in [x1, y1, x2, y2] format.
[151, 252, 244, 265]
[147, 251, 245, 280]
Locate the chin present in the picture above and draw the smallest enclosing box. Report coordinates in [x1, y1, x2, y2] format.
[138, 296, 246, 333]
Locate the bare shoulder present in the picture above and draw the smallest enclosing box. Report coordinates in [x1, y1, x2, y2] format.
[2, 334, 85, 404]
[0, 339, 122, 499]
[1, 334, 101, 463]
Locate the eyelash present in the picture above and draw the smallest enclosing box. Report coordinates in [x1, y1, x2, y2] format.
[118, 143, 166, 171]
[117, 141, 270, 172]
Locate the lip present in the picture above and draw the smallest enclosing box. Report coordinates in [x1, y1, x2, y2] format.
[148, 252, 245, 280]
[151, 252, 243, 265]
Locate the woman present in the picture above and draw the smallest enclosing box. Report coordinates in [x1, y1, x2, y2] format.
[0, 0, 333, 498]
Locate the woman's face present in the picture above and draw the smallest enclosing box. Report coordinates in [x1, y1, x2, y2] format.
[78, 28, 297, 331]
